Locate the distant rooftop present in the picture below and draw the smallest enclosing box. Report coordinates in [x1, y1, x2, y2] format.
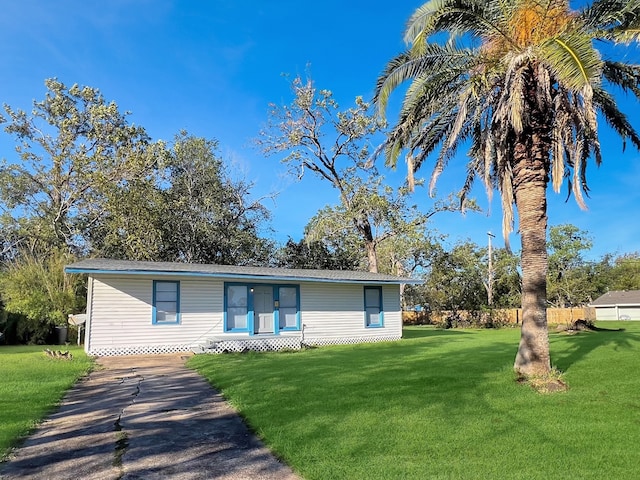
[590, 290, 640, 307]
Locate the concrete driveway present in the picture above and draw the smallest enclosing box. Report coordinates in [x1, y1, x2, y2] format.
[0, 354, 300, 480]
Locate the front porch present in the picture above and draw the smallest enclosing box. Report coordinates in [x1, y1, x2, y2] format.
[192, 333, 304, 354]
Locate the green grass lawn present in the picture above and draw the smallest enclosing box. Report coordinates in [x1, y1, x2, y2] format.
[189, 323, 640, 480]
[0, 345, 94, 460]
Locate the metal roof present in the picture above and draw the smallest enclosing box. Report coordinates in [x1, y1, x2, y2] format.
[589, 290, 640, 307]
[65, 258, 422, 285]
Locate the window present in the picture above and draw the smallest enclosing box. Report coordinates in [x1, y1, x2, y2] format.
[364, 286, 383, 328]
[153, 281, 180, 324]
[226, 285, 249, 331]
[278, 286, 299, 330]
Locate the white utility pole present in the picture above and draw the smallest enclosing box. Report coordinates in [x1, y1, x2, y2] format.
[487, 231, 495, 306]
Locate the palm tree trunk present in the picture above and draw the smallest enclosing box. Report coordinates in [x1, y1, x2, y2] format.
[512, 135, 551, 376]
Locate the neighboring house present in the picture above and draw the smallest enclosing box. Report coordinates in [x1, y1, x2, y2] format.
[65, 259, 420, 356]
[589, 290, 640, 321]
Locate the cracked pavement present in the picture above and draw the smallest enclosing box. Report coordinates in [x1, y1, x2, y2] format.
[0, 354, 300, 480]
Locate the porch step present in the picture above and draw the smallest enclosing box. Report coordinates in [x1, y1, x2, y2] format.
[193, 335, 303, 354]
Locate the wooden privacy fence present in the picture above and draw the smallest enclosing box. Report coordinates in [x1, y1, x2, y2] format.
[403, 307, 596, 326]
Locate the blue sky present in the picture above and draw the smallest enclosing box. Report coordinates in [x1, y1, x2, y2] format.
[1, 0, 639, 260]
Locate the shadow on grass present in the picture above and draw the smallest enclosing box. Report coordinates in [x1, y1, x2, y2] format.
[551, 325, 640, 372]
[189, 323, 640, 478]
[190, 329, 520, 421]
[588, 325, 626, 332]
[189, 332, 524, 476]
[401, 326, 473, 339]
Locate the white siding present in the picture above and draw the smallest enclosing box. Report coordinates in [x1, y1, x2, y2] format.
[87, 275, 225, 355]
[596, 306, 640, 320]
[299, 282, 402, 342]
[618, 307, 640, 319]
[595, 307, 617, 321]
[85, 274, 403, 355]
[84, 276, 95, 352]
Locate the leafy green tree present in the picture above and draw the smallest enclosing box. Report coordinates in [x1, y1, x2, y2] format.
[90, 132, 275, 265]
[403, 238, 521, 311]
[258, 76, 439, 273]
[0, 78, 159, 255]
[421, 241, 487, 311]
[87, 175, 166, 261]
[275, 238, 359, 270]
[607, 253, 640, 291]
[304, 180, 450, 274]
[303, 206, 366, 269]
[376, 228, 444, 278]
[375, 0, 640, 377]
[160, 133, 274, 265]
[547, 224, 594, 307]
[491, 247, 522, 308]
[0, 249, 83, 343]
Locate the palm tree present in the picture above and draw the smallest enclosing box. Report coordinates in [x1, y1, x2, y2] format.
[374, 0, 640, 377]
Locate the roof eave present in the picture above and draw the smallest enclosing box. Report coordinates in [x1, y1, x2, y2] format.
[590, 303, 640, 308]
[64, 267, 423, 285]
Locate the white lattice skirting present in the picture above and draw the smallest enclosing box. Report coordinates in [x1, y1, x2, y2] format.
[88, 335, 402, 356]
[199, 335, 402, 354]
[88, 344, 193, 356]
[304, 335, 401, 346]
[203, 336, 303, 354]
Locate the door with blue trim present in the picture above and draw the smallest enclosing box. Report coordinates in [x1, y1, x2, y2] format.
[253, 285, 274, 333]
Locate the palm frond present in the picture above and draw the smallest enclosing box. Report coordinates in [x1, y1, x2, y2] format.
[405, 0, 450, 49]
[460, 155, 481, 211]
[502, 52, 532, 134]
[534, 62, 553, 116]
[593, 86, 640, 151]
[374, 44, 475, 117]
[405, 0, 512, 52]
[540, 30, 603, 91]
[581, 84, 600, 159]
[429, 132, 465, 196]
[571, 139, 588, 210]
[482, 126, 496, 202]
[498, 161, 515, 251]
[376, 0, 640, 250]
[550, 107, 567, 194]
[582, 0, 640, 41]
[447, 87, 472, 148]
[492, 51, 539, 136]
[602, 60, 640, 98]
[402, 64, 468, 120]
[611, 28, 640, 44]
[374, 51, 420, 118]
[376, 46, 477, 170]
[407, 110, 459, 169]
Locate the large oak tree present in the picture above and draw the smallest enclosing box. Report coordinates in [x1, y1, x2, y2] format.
[259, 76, 452, 273]
[0, 78, 159, 255]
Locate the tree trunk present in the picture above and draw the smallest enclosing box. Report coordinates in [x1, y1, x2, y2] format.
[354, 215, 378, 273]
[365, 240, 378, 273]
[513, 177, 550, 376]
[512, 68, 552, 376]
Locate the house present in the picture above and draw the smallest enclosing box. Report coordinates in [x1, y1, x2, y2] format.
[64, 259, 420, 356]
[589, 290, 640, 320]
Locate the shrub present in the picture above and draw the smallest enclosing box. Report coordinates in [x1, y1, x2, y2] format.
[0, 250, 84, 344]
[433, 309, 513, 329]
